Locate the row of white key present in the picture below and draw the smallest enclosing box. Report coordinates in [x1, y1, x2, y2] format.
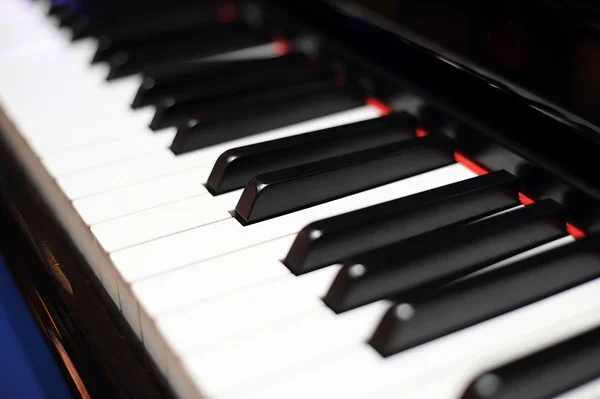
[6, 2, 600, 399]
[158, 236, 595, 399]
[113, 164, 477, 330]
[139, 236, 575, 398]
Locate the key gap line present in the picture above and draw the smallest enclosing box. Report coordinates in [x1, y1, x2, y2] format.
[85, 191, 211, 227]
[68, 160, 211, 202]
[103, 214, 231, 254]
[134, 233, 299, 283]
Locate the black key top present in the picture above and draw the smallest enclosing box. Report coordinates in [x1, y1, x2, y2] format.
[56, 3, 82, 28]
[107, 24, 263, 80]
[73, 1, 223, 42]
[369, 232, 600, 358]
[63, 2, 164, 39]
[324, 199, 566, 313]
[462, 326, 600, 399]
[207, 113, 417, 195]
[48, 3, 71, 18]
[132, 53, 311, 109]
[170, 81, 364, 153]
[150, 60, 327, 130]
[68, 2, 169, 40]
[235, 135, 456, 225]
[285, 170, 520, 275]
[92, 3, 228, 63]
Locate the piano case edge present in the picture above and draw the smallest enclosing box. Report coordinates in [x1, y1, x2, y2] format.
[0, 106, 176, 398]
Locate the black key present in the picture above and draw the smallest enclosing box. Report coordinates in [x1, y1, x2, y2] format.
[285, 170, 520, 275]
[73, 1, 222, 42]
[369, 232, 600, 358]
[107, 24, 263, 80]
[92, 3, 228, 63]
[70, 14, 97, 40]
[65, 2, 165, 39]
[149, 60, 327, 130]
[56, 5, 81, 28]
[207, 113, 417, 195]
[235, 135, 456, 225]
[170, 81, 364, 153]
[462, 326, 600, 399]
[132, 53, 312, 109]
[48, 3, 72, 18]
[324, 199, 566, 313]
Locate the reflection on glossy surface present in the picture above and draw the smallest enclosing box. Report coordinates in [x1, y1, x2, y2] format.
[41, 241, 74, 296]
[344, 0, 600, 127]
[49, 330, 90, 399]
[0, 253, 72, 399]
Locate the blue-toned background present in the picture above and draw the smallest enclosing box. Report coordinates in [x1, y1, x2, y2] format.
[0, 252, 72, 399]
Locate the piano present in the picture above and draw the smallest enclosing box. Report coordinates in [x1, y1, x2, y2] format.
[1, 0, 600, 397]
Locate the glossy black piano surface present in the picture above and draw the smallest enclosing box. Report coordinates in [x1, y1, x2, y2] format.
[1, 0, 600, 398]
[326, 0, 600, 130]
[0, 246, 72, 399]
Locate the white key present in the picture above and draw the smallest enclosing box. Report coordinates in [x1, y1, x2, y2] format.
[555, 378, 600, 399]
[157, 237, 574, 393]
[91, 187, 243, 252]
[58, 148, 206, 199]
[56, 106, 380, 199]
[226, 346, 384, 399]
[41, 130, 176, 178]
[0, 27, 68, 60]
[20, 121, 154, 157]
[0, 78, 149, 156]
[63, 37, 99, 65]
[73, 168, 210, 225]
[233, 277, 600, 399]
[91, 194, 232, 252]
[111, 163, 476, 288]
[136, 237, 298, 370]
[67, 107, 382, 222]
[117, 166, 472, 349]
[135, 237, 297, 320]
[147, 265, 341, 375]
[179, 301, 390, 399]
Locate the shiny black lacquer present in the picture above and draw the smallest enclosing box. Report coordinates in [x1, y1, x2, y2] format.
[370, 234, 600, 358]
[72, 1, 224, 41]
[107, 23, 264, 79]
[207, 112, 416, 195]
[268, 1, 600, 231]
[235, 135, 455, 225]
[0, 135, 174, 399]
[132, 53, 314, 109]
[284, 170, 520, 275]
[150, 67, 332, 130]
[91, 2, 225, 63]
[324, 199, 566, 313]
[462, 323, 600, 399]
[170, 81, 364, 153]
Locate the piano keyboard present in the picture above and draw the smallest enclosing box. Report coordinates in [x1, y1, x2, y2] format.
[2, 1, 600, 398]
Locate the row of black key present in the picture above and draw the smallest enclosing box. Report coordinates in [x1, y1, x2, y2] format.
[49, 2, 600, 396]
[57, 1, 376, 155]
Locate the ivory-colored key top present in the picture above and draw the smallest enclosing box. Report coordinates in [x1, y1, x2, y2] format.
[41, 129, 177, 178]
[148, 265, 341, 375]
[91, 195, 231, 252]
[134, 237, 297, 368]
[73, 168, 210, 225]
[57, 106, 381, 199]
[231, 277, 600, 399]
[109, 164, 475, 329]
[58, 150, 210, 200]
[178, 302, 390, 398]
